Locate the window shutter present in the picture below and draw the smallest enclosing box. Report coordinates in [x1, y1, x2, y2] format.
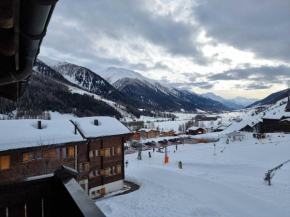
[105, 148, 110, 157]
[0, 156, 10, 170]
[105, 168, 109, 177]
[50, 150, 56, 159]
[85, 162, 90, 171]
[116, 165, 121, 174]
[68, 147, 75, 158]
[100, 149, 105, 157]
[116, 146, 121, 155]
[23, 153, 29, 162]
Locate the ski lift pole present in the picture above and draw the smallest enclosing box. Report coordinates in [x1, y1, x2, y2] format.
[164, 146, 169, 164]
[264, 159, 290, 186]
[213, 143, 216, 155]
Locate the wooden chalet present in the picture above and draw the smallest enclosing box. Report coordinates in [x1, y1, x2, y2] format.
[0, 117, 132, 199]
[161, 129, 174, 137]
[130, 131, 141, 141]
[71, 117, 132, 198]
[139, 128, 156, 139]
[187, 126, 206, 135]
[261, 95, 290, 133]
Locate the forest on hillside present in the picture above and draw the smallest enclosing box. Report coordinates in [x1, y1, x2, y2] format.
[0, 73, 123, 119]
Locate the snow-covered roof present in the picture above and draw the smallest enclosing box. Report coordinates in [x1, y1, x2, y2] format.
[262, 111, 290, 120]
[139, 128, 155, 132]
[73, 116, 132, 138]
[0, 119, 85, 152]
[280, 118, 290, 122]
[188, 126, 203, 131]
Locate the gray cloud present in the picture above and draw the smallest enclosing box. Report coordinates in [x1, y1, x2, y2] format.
[236, 82, 273, 90]
[42, 0, 207, 71]
[208, 65, 290, 85]
[170, 81, 215, 90]
[194, 0, 290, 62]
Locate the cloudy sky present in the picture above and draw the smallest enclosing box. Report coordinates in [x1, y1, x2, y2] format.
[41, 0, 290, 99]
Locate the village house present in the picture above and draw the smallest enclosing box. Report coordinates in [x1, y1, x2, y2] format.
[161, 129, 174, 137]
[0, 119, 86, 184]
[187, 126, 206, 135]
[138, 128, 156, 139]
[130, 131, 141, 141]
[72, 117, 132, 198]
[261, 94, 290, 133]
[0, 116, 132, 199]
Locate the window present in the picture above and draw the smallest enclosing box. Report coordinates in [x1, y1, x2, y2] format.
[36, 151, 42, 160]
[68, 147, 75, 158]
[0, 155, 10, 170]
[111, 147, 115, 156]
[108, 167, 111, 176]
[56, 148, 61, 159]
[29, 152, 34, 161]
[23, 153, 29, 163]
[112, 166, 116, 175]
[116, 146, 121, 155]
[62, 148, 67, 158]
[95, 169, 99, 176]
[90, 151, 94, 158]
[95, 150, 98, 157]
[79, 163, 83, 172]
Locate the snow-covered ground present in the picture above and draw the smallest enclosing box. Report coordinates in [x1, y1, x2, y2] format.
[96, 133, 290, 217]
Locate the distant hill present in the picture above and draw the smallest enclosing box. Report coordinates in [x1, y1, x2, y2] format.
[247, 88, 290, 108]
[201, 92, 244, 110]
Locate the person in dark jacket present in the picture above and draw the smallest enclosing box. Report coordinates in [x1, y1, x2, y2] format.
[149, 151, 151, 158]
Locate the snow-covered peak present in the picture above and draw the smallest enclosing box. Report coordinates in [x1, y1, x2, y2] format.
[38, 56, 65, 67]
[97, 67, 152, 84]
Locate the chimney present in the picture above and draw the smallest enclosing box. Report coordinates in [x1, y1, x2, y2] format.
[74, 124, 77, 135]
[94, 119, 99, 126]
[37, 120, 42, 129]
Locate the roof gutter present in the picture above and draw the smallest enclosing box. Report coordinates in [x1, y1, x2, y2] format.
[0, 0, 58, 86]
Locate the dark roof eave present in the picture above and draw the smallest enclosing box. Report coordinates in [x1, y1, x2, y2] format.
[84, 132, 134, 141]
[0, 140, 86, 155]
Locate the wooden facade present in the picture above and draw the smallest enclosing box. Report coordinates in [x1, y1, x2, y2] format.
[130, 132, 141, 141]
[161, 130, 174, 137]
[139, 129, 156, 139]
[262, 118, 290, 133]
[187, 128, 206, 135]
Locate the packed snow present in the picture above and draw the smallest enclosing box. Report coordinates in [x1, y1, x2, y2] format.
[96, 133, 290, 217]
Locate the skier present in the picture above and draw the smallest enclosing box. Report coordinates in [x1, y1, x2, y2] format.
[176, 144, 178, 151]
[153, 147, 155, 153]
[174, 150, 175, 153]
[149, 151, 151, 158]
[125, 160, 128, 168]
[180, 161, 183, 169]
[178, 161, 181, 168]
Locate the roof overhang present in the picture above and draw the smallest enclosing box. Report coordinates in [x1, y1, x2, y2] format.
[0, 0, 58, 100]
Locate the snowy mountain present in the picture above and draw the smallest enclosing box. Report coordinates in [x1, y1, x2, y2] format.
[201, 92, 244, 110]
[231, 96, 259, 107]
[38, 58, 230, 112]
[113, 77, 229, 112]
[247, 88, 289, 108]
